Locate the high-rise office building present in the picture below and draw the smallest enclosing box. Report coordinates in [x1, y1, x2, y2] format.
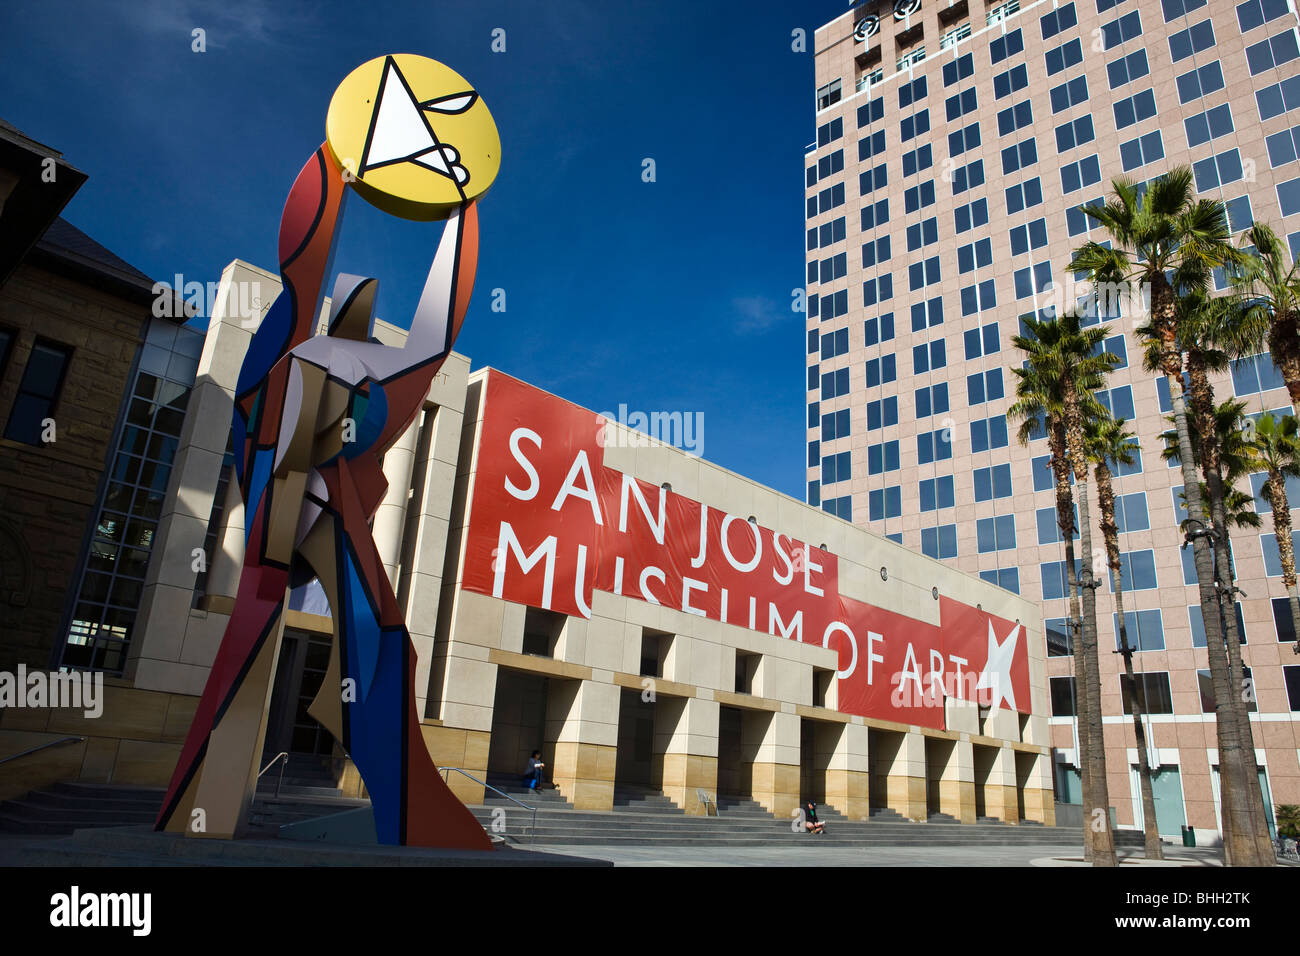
[806, 0, 1300, 841]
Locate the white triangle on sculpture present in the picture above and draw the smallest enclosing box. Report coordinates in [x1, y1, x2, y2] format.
[413, 147, 451, 174]
[363, 59, 437, 170]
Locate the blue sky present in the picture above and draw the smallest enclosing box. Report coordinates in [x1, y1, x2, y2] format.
[0, 0, 846, 498]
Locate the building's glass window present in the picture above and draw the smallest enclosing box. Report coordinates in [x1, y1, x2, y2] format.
[994, 63, 1029, 99]
[1040, 558, 1080, 601]
[1036, 503, 1079, 544]
[822, 407, 852, 440]
[1002, 139, 1037, 176]
[915, 382, 950, 418]
[1060, 155, 1102, 194]
[865, 398, 896, 431]
[1231, 352, 1287, 394]
[943, 51, 975, 87]
[821, 367, 850, 400]
[980, 567, 1020, 593]
[908, 255, 941, 291]
[967, 368, 1005, 405]
[861, 235, 891, 268]
[1187, 104, 1235, 149]
[1274, 597, 1297, 643]
[902, 143, 934, 177]
[958, 237, 993, 273]
[858, 130, 886, 164]
[997, 99, 1033, 136]
[974, 463, 1013, 501]
[906, 216, 939, 251]
[944, 87, 976, 122]
[920, 475, 956, 511]
[1006, 177, 1043, 214]
[866, 441, 899, 475]
[1246, 29, 1300, 76]
[1279, 176, 1300, 217]
[1107, 49, 1149, 89]
[1163, 0, 1207, 19]
[817, 79, 842, 111]
[868, 486, 902, 520]
[1169, 20, 1215, 62]
[1113, 88, 1157, 129]
[1055, 115, 1095, 153]
[1198, 666, 1255, 714]
[857, 96, 885, 128]
[922, 524, 958, 559]
[949, 121, 982, 156]
[955, 197, 990, 232]
[862, 274, 893, 307]
[1113, 491, 1148, 532]
[1050, 675, 1076, 714]
[970, 414, 1009, 453]
[1121, 673, 1174, 715]
[1261, 530, 1300, 577]
[1179, 60, 1224, 104]
[990, 29, 1025, 65]
[1237, 0, 1289, 32]
[960, 278, 997, 316]
[859, 162, 888, 195]
[817, 116, 844, 147]
[964, 321, 1000, 359]
[1193, 148, 1243, 191]
[1046, 617, 1072, 657]
[910, 295, 943, 331]
[913, 339, 947, 375]
[1014, 261, 1053, 299]
[917, 428, 954, 465]
[860, 197, 890, 231]
[1045, 38, 1083, 75]
[4, 339, 72, 445]
[901, 110, 932, 142]
[1067, 195, 1104, 236]
[904, 180, 937, 213]
[1113, 609, 1164, 651]
[951, 159, 985, 195]
[1041, 3, 1078, 39]
[1189, 602, 1247, 648]
[977, 514, 1016, 553]
[1101, 10, 1142, 49]
[865, 354, 897, 386]
[1010, 218, 1048, 255]
[863, 312, 895, 346]
[822, 450, 851, 484]
[1113, 549, 1158, 591]
[823, 495, 852, 520]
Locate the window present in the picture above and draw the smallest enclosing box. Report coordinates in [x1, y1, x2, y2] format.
[970, 414, 1009, 453]
[4, 340, 72, 445]
[860, 162, 888, 195]
[941, 22, 973, 50]
[821, 367, 850, 400]
[949, 121, 982, 156]
[943, 52, 975, 87]
[1261, 74, 1300, 123]
[1047, 619, 1072, 658]
[961, 278, 997, 316]
[1120, 130, 1165, 172]
[990, 29, 1025, 65]
[1060, 155, 1101, 194]
[1055, 115, 1095, 152]
[807, 329, 819, 355]
[958, 237, 993, 273]
[1036, 504, 1079, 544]
[1273, 596, 1297, 643]
[951, 159, 985, 195]
[897, 47, 927, 72]
[823, 495, 852, 520]
[964, 322, 999, 359]
[900, 110, 932, 142]
[1261, 530, 1300, 577]
[1267, 125, 1300, 169]
[967, 368, 1005, 405]
[912, 339, 947, 375]
[815, 182, 847, 215]
[814, 150, 845, 185]
[917, 428, 954, 465]
[808, 401, 819, 429]
[856, 68, 884, 92]
[1113, 549, 1158, 591]
[1246, 29, 1300, 76]
[1040, 559, 1081, 601]
[955, 197, 989, 233]
[1249, 469, 1300, 513]
[974, 463, 1013, 501]
[858, 130, 886, 163]
[1032, 454, 1058, 492]
[997, 99, 1033, 136]
[1067, 197, 1103, 237]
[1002, 139, 1037, 176]
[865, 397, 898, 431]
[1163, 0, 1207, 18]
[1107, 49, 1149, 90]
[818, 252, 848, 284]
[822, 407, 852, 441]
[862, 275, 893, 307]
[865, 354, 897, 387]
[1045, 38, 1083, 75]
[1178, 60, 1225, 104]
[988, 0, 1021, 25]
[976, 514, 1016, 553]
[1010, 218, 1048, 255]
[1189, 602, 1247, 648]
[863, 312, 895, 346]
[915, 382, 950, 418]
[945, 87, 978, 122]
[1193, 148, 1244, 191]
[1005, 177, 1043, 214]
[1169, 20, 1215, 62]
[1198, 665, 1256, 714]
[994, 63, 1028, 99]
[817, 117, 843, 147]
[1051, 74, 1089, 112]
[866, 441, 899, 475]
[908, 256, 941, 291]
[1113, 491, 1149, 532]
[1121, 673, 1173, 715]
[861, 235, 891, 268]
[902, 143, 934, 177]
[910, 295, 943, 331]
[857, 96, 885, 128]
[868, 486, 902, 520]
[1237, 0, 1291, 33]
[860, 197, 890, 231]
[1050, 676, 1076, 714]
[1040, 3, 1077, 39]
[1280, 176, 1300, 216]
[906, 217, 939, 251]
[819, 327, 849, 359]
[1094, 333, 1128, 368]
[922, 524, 959, 559]
[1014, 262, 1053, 299]
[919, 475, 956, 512]
[823, 450, 852, 483]
[1113, 89, 1157, 129]
[898, 76, 929, 109]
[1101, 10, 1142, 49]
[1186, 104, 1235, 149]
[905, 180, 936, 213]
[817, 79, 842, 110]
[816, 289, 849, 321]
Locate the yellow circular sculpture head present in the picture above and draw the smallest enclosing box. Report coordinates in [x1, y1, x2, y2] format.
[326, 53, 501, 221]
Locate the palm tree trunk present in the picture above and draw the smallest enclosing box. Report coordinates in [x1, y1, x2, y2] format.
[1164, 364, 1260, 865]
[1065, 396, 1115, 866]
[1052, 426, 1092, 860]
[1098, 464, 1162, 859]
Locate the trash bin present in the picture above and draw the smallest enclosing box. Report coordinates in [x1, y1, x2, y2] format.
[1181, 825, 1196, 847]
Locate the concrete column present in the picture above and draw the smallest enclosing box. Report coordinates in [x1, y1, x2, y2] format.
[547, 678, 619, 810]
[657, 695, 719, 814]
[748, 709, 801, 819]
[886, 729, 928, 821]
[373, 416, 419, 589]
[203, 474, 244, 606]
[981, 745, 1019, 824]
[824, 721, 870, 820]
[938, 738, 977, 824]
[1020, 750, 1056, 825]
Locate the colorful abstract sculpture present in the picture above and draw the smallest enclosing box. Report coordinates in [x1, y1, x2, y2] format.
[155, 55, 500, 849]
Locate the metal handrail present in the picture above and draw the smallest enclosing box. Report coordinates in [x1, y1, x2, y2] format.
[0, 735, 85, 766]
[257, 752, 289, 798]
[440, 766, 537, 843]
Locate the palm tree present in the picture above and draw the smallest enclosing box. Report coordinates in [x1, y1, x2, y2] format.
[1069, 169, 1272, 865]
[1085, 413, 1161, 859]
[1011, 310, 1119, 866]
[1245, 414, 1300, 664]
[1233, 223, 1300, 415]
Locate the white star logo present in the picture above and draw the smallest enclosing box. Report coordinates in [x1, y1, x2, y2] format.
[975, 620, 1020, 711]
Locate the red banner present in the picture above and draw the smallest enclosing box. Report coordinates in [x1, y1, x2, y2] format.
[461, 372, 1032, 729]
